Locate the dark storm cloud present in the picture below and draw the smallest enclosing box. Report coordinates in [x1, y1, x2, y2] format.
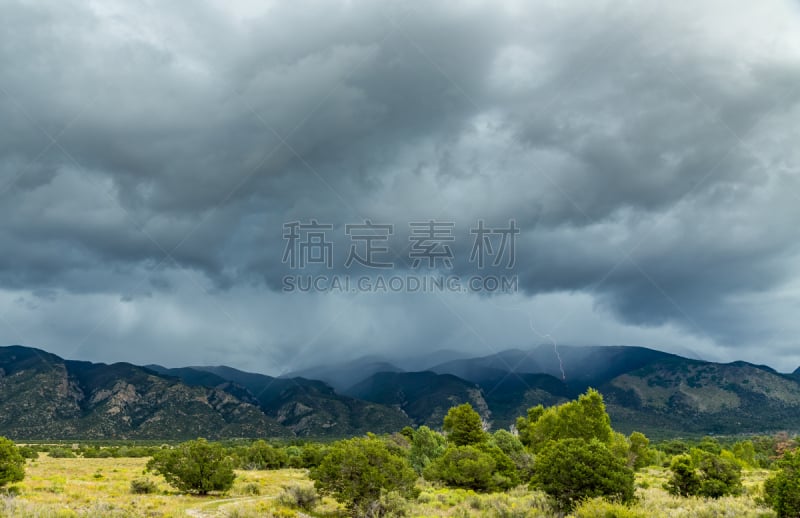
[1, 0, 800, 368]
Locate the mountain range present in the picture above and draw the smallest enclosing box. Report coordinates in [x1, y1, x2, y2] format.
[2, 344, 800, 439]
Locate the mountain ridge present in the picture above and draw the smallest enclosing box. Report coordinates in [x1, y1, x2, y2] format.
[0, 345, 288, 440]
[4, 344, 800, 439]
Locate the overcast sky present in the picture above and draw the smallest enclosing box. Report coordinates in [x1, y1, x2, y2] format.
[2, 0, 800, 374]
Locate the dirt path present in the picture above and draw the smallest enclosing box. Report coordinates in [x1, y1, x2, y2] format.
[184, 495, 313, 517]
[184, 495, 267, 517]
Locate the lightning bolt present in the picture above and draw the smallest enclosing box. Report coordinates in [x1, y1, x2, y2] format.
[484, 297, 566, 381]
[529, 317, 565, 380]
[553, 340, 565, 381]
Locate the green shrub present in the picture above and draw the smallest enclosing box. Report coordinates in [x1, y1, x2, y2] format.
[665, 452, 742, 498]
[0, 437, 25, 488]
[310, 436, 417, 516]
[300, 443, 328, 468]
[425, 445, 494, 491]
[764, 450, 800, 518]
[492, 429, 535, 481]
[532, 438, 634, 511]
[0, 484, 21, 496]
[732, 440, 757, 468]
[47, 447, 76, 458]
[697, 436, 722, 455]
[16, 446, 39, 460]
[278, 484, 318, 511]
[409, 426, 447, 474]
[82, 447, 112, 458]
[443, 403, 487, 446]
[696, 453, 742, 498]
[284, 445, 304, 468]
[424, 444, 519, 492]
[130, 477, 158, 494]
[146, 438, 235, 495]
[659, 439, 689, 456]
[517, 389, 613, 453]
[238, 440, 288, 470]
[665, 454, 701, 497]
[363, 490, 408, 517]
[628, 431, 655, 470]
[240, 482, 261, 496]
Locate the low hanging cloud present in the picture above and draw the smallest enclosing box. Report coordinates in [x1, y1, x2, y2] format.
[1, 0, 800, 371]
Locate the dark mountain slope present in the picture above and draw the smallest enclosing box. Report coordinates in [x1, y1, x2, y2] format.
[346, 371, 490, 427]
[478, 373, 571, 429]
[193, 365, 411, 436]
[145, 365, 258, 405]
[0, 346, 288, 440]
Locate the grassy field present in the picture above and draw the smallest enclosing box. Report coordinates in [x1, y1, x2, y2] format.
[0, 455, 317, 517]
[0, 454, 777, 517]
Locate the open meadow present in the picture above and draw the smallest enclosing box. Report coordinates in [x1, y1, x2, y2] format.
[0, 454, 778, 518]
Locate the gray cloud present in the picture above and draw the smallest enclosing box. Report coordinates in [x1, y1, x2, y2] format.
[1, 0, 800, 371]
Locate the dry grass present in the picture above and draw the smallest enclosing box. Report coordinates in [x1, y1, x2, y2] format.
[0, 456, 778, 517]
[625, 467, 775, 518]
[1, 455, 310, 517]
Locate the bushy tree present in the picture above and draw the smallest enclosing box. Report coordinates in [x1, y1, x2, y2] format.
[608, 431, 631, 462]
[443, 403, 487, 446]
[665, 452, 741, 498]
[628, 431, 655, 470]
[16, 446, 39, 460]
[492, 429, 523, 455]
[384, 432, 412, 457]
[0, 437, 25, 488]
[532, 438, 634, 511]
[300, 443, 328, 468]
[696, 453, 742, 498]
[239, 440, 288, 470]
[517, 389, 613, 452]
[400, 426, 415, 441]
[665, 454, 701, 497]
[697, 436, 722, 455]
[660, 439, 689, 456]
[284, 445, 304, 468]
[720, 449, 743, 468]
[666, 453, 699, 495]
[423, 446, 489, 491]
[146, 438, 235, 495]
[492, 429, 534, 481]
[409, 426, 446, 474]
[425, 445, 494, 491]
[731, 440, 757, 468]
[310, 436, 417, 516]
[764, 450, 800, 518]
[482, 443, 520, 490]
